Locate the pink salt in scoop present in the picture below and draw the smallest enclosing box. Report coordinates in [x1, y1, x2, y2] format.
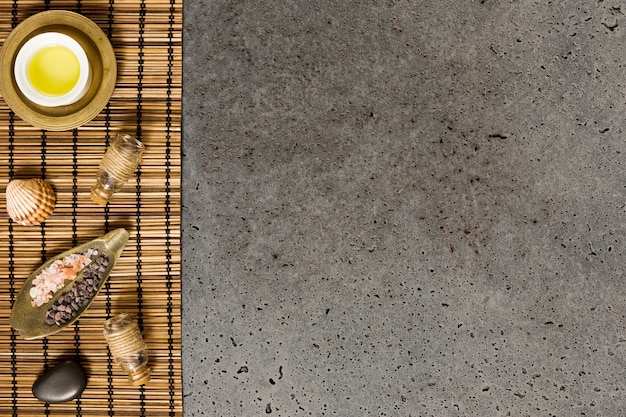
[29, 249, 98, 307]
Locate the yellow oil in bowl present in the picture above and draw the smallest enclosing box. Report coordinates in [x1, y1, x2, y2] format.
[27, 45, 79, 96]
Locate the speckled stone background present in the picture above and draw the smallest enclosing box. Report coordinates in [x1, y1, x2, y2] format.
[182, 1, 626, 416]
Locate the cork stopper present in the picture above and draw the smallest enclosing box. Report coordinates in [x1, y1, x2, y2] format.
[90, 183, 113, 205]
[127, 364, 152, 386]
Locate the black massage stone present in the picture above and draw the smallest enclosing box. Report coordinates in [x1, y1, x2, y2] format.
[32, 360, 86, 403]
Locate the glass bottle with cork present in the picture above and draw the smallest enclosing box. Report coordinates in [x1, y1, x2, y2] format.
[103, 313, 151, 386]
[91, 133, 145, 205]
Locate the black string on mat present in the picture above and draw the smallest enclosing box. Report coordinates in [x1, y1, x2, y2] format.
[136, 0, 145, 331]
[104, 2, 114, 416]
[69, 17, 83, 417]
[166, 0, 176, 414]
[9, 3, 17, 415]
[71, 126, 84, 417]
[8, 102, 17, 417]
[136, 0, 146, 414]
[39, 129, 51, 417]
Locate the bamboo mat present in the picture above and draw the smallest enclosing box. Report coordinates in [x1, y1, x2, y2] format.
[0, 1, 182, 416]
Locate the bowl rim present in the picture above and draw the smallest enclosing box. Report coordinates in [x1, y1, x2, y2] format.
[0, 10, 117, 131]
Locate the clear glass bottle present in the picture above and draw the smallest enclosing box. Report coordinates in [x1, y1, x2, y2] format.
[103, 313, 151, 386]
[90, 133, 145, 205]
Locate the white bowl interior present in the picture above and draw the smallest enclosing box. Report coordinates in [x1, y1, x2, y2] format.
[14, 32, 91, 107]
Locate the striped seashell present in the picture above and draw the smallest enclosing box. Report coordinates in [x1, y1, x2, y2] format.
[5, 178, 56, 226]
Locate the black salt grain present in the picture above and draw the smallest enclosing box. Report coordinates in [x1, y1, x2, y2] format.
[44, 253, 110, 326]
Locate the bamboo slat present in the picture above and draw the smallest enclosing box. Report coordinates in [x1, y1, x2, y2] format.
[0, 1, 182, 416]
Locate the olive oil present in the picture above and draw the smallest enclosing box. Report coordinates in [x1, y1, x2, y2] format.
[27, 45, 79, 96]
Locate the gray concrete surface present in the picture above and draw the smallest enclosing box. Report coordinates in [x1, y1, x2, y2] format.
[182, 1, 626, 416]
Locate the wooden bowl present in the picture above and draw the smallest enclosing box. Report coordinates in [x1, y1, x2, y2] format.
[0, 10, 117, 131]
